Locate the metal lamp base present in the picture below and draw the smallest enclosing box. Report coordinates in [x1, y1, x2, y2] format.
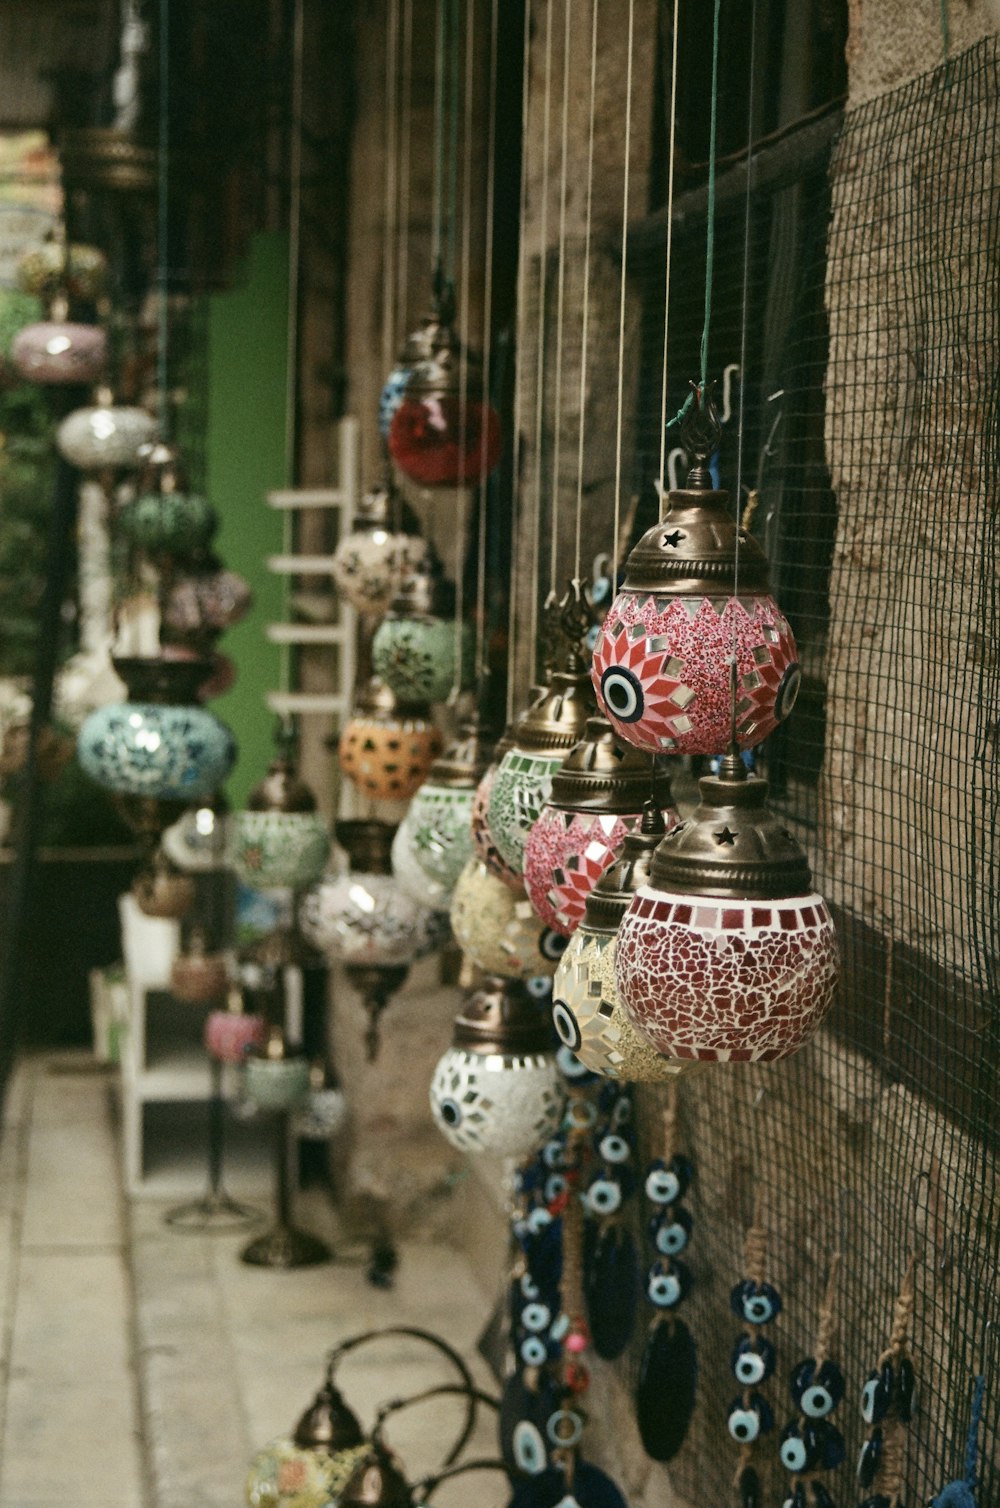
[165, 1191, 262, 1233]
[241, 1221, 332, 1269]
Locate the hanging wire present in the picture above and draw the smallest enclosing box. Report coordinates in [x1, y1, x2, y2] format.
[474, 0, 499, 687]
[730, 0, 756, 745]
[506, 0, 533, 723]
[431, 0, 446, 281]
[611, 0, 636, 586]
[279, 0, 305, 705]
[396, 0, 414, 342]
[380, 0, 401, 383]
[530, 0, 555, 651]
[573, 0, 599, 582]
[156, 0, 170, 437]
[549, 0, 573, 596]
[452, 0, 473, 700]
[657, 0, 681, 507]
[446, 0, 460, 290]
[700, 0, 722, 392]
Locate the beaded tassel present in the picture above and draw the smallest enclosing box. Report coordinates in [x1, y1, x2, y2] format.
[856, 1260, 917, 1508]
[728, 1198, 782, 1508]
[780, 1256, 847, 1508]
[583, 1084, 640, 1362]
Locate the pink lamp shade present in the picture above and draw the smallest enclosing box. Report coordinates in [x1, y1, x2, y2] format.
[204, 1010, 268, 1063]
[12, 320, 107, 385]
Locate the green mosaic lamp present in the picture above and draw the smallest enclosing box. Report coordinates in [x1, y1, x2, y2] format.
[390, 720, 491, 911]
[371, 551, 473, 706]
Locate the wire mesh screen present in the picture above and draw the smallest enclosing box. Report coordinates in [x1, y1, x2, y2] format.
[582, 36, 1000, 1508]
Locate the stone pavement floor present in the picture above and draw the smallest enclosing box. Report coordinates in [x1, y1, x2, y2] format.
[0, 1054, 502, 1508]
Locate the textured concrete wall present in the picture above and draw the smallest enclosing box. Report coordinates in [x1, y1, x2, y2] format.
[846, 0, 997, 104]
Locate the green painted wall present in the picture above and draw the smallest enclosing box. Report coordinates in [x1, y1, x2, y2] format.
[205, 232, 289, 807]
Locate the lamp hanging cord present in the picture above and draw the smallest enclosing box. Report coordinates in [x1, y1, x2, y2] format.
[549, 0, 573, 597]
[610, 0, 636, 586]
[574, 0, 599, 583]
[430, 0, 446, 288]
[730, 0, 755, 753]
[452, 0, 473, 701]
[531, 0, 555, 651]
[700, 0, 721, 394]
[657, 0, 680, 507]
[474, 0, 499, 688]
[156, 0, 170, 438]
[370, 1382, 500, 1472]
[507, 0, 532, 723]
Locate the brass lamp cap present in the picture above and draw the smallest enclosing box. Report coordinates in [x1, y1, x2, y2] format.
[354, 481, 420, 535]
[340, 1445, 412, 1508]
[398, 306, 460, 366]
[427, 721, 494, 789]
[136, 439, 186, 495]
[386, 549, 453, 619]
[452, 975, 553, 1055]
[584, 802, 668, 933]
[292, 1379, 364, 1451]
[404, 340, 482, 403]
[512, 670, 596, 755]
[112, 655, 211, 705]
[351, 673, 433, 722]
[335, 819, 397, 876]
[549, 715, 673, 814]
[649, 752, 812, 900]
[247, 756, 318, 813]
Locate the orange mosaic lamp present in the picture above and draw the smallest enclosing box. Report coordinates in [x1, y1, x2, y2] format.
[338, 674, 442, 802]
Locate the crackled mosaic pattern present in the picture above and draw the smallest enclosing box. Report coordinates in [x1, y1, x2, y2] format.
[450, 859, 569, 978]
[391, 783, 475, 910]
[331, 530, 426, 616]
[487, 749, 566, 875]
[229, 811, 330, 890]
[471, 764, 522, 890]
[338, 716, 442, 801]
[524, 808, 638, 937]
[552, 927, 692, 1081]
[300, 871, 448, 965]
[245, 1439, 370, 1508]
[430, 1047, 565, 1157]
[616, 888, 839, 1062]
[372, 616, 474, 704]
[78, 701, 235, 800]
[591, 593, 800, 755]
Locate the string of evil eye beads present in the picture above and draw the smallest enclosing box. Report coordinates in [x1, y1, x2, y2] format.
[728, 1200, 782, 1508]
[780, 1256, 847, 1508]
[635, 1084, 698, 1462]
[855, 1260, 917, 1508]
[582, 1084, 641, 1362]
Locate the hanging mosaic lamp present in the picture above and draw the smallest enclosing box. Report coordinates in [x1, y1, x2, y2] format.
[170, 928, 230, 1006]
[371, 551, 473, 705]
[299, 820, 448, 1056]
[162, 792, 231, 873]
[387, 312, 501, 488]
[552, 804, 692, 1081]
[77, 656, 236, 847]
[488, 589, 597, 877]
[245, 1026, 312, 1112]
[230, 738, 330, 891]
[524, 714, 675, 938]
[430, 975, 565, 1159]
[390, 720, 491, 911]
[616, 752, 839, 1063]
[470, 725, 523, 890]
[204, 992, 267, 1065]
[17, 240, 108, 304]
[162, 564, 253, 644]
[131, 845, 197, 918]
[117, 441, 217, 562]
[331, 477, 425, 617]
[379, 283, 453, 440]
[450, 858, 569, 980]
[337, 674, 442, 803]
[11, 293, 107, 386]
[591, 385, 799, 755]
[245, 1371, 369, 1508]
[55, 385, 157, 471]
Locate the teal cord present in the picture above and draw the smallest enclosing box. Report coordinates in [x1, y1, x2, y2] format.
[699, 0, 722, 391]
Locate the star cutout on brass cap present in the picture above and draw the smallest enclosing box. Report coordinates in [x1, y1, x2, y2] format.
[715, 826, 738, 845]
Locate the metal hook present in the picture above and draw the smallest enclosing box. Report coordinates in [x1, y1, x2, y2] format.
[909, 1164, 952, 1276]
[720, 362, 740, 425]
[666, 446, 686, 493]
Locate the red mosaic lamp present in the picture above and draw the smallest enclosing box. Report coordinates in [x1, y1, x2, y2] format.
[387, 290, 501, 488]
[591, 384, 799, 755]
[523, 714, 676, 937]
[615, 751, 839, 1063]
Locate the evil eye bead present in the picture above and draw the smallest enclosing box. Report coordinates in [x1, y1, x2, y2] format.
[644, 1160, 681, 1206]
[552, 998, 582, 1051]
[544, 1173, 567, 1202]
[549, 1312, 571, 1343]
[732, 1335, 776, 1386]
[727, 1394, 773, 1445]
[520, 1334, 548, 1367]
[813, 1420, 846, 1471]
[520, 1273, 541, 1300]
[437, 1098, 462, 1128]
[540, 928, 569, 963]
[610, 1095, 632, 1129]
[512, 1420, 548, 1475]
[778, 1423, 814, 1474]
[600, 665, 645, 723]
[545, 1408, 584, 1449]
[557, 1045, 595, 1081]
[585, 1175, 622, 1217]
[522, 1302, 552, 1333]
[542, 1139, 567, 1171]
[896, 1356, 916, 1423]
[775, 661, 802, 723]
[731, 1279, 782, 1326]
[566, 1098, 597, 1132]
[526, 1207, 553, 1235]
[527, 975, 553, 999]
[861, 1364, 893, 1425]
[598, 1133, 631, 1165]
[650, 1206, 692, 1256]
[646, 1258, 689, 1309]
[791, 1358, 845, 1419]
[857, 1428, 882, 1488]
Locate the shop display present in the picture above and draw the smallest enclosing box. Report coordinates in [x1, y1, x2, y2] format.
[231, 743, 330, 892]
[779, 1261, 846, 1505]
[856, 1263, 917, 1504]
[56, 388, 157, 471]
[330, 478, 424, 617]
[616, 752, 839, 1063]
[470, 727, 523, 890]
[583, 1086, 640, 1361]
[591, 389, 799, 755]
[450, 859, 568, 980]
[337, 675, 441, 802]
[372, 553, 473, 705]
[170, 929, 230, 1005]
[390, 721, 489, 911]
[727, 1210, 781, 1508]
[388, 320, 501, 488]
[429, 976, 564, 1159]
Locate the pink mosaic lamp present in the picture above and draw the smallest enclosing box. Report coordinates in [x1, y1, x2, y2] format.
[523, 714, 676, 938]
[591, 385, 799, 755]
[615, 751, 839, 1063]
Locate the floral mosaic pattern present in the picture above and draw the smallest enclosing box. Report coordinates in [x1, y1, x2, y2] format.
[552, 927, 692, 1082]
[616, 888, 840, 1062]
[524, 808, 638, 937]
[430, 1047, 565, 1158]
[118, 491, 217, 558]
[591, 593, 800, 755]
[78, 700, 235, 800]
[450, 859, 569, 978]
[471, 763, 522, 890]
[338, 715, 442, 801]
[487, 749, 566, 875]
[245, 1438, 370, 1508]
[300, 871, 448, 965]
[229, 811, 330, 890]
[331, 530, 426, 616]
[372, 616, 473, 704]
[391, 783, 475, 910]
